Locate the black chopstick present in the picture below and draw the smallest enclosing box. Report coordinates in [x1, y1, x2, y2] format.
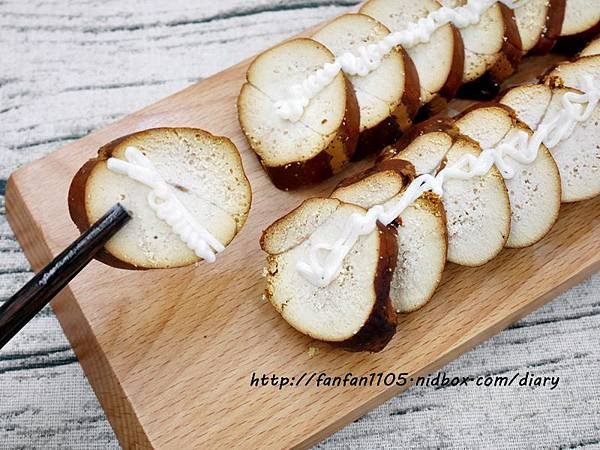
[0, 203, 131, 351]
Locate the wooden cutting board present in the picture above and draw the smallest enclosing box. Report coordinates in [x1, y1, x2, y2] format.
[4, 36, 599, 449]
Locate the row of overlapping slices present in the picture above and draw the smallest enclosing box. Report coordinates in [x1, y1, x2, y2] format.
[259, 34, 600, 352]
[238, 0, 600, 190]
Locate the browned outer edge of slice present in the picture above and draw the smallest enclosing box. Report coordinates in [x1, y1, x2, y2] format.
[69, 134, 146, 270]
[378, 117, 459, 162]
[530, 0, 567, 54]
[263, 77, 360, 190]
[375, 158, 417, 184]
[457, 6, 523, 101]
[455, 100, 518, 122]
[422, 191, 448, 237]
[495, 4, 523, 74]
[578, 36, 600, 58]
[399, 47, 423, 119]
[554, 18, 600, 54]
[540, 62, 562, 86]
[439, 25, 466, 99]
[351, 47, 422, 161]
[412, 95, 451, 123]
[334, 222, 399, 352]
[353, 116, 402, 161]
[334, 158, 416, 191]
[333, 163, 448, 317]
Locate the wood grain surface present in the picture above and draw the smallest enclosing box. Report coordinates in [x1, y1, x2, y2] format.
[1, 1, 599, 449]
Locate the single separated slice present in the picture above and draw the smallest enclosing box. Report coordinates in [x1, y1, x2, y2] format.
[438, 0, 522, 97]
[360, 0, 464, 104]
[261, 198, 398, 352]
[332, 160, 447, 313]
[513, 0, 565, 54]
[69, 128, 252, 269]
[455, 104, 561, 248]
[238, 38, 359, 190]
[384, 119, 511, 266]
[313, 13, 421, 159]
[501, 82, 600, 202]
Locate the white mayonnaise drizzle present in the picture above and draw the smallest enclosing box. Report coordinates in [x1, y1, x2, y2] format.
[106, 146, 225, 263]
[275, 0, 529, 122]
[297, 76, 600, 287]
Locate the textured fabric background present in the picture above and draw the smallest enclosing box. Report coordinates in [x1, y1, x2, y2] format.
[0, 1, 599, 448]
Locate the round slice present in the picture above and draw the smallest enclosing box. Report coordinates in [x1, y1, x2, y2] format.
[455, 104, 561, 248]
[238, 38, 359, 190]
[502, 83, 600, 202]
[332, 162, 447, 313]
[360, 0, 464, 104]
[261, 198, 398, 352]
[313, 13, 421, 159]
[439, 136, 511, 264]
[438, 0, 521, 90]
[69, 128, 252, 269]
[514, 0, 565, 54]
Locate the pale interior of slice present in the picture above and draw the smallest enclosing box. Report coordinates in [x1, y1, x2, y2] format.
[503, 83, 600, 202]
[438, 0, 505, 82]
[86, 129, 251, 268]
[560, 0, 600, 37]
[313, 13, 405, 133]
[240, 38, 347, 167]
[391, 126, 510, 263]
[547, 56, 600, 91]
[541, 89, 600, 202]
[385, 194, 446, 312]
[456, 106, 513, 148]
[332, 171, 446, 313]
[333, 170, 406, 208]
[514, 0, 549, 53]
[393, 131, 454, 174]
[441, 138, 511, 265]
[500, 84, 552, 129]
[360, 0, 455, 103]
[264, 199, 382, 342]
[456, 106, 561, 248]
